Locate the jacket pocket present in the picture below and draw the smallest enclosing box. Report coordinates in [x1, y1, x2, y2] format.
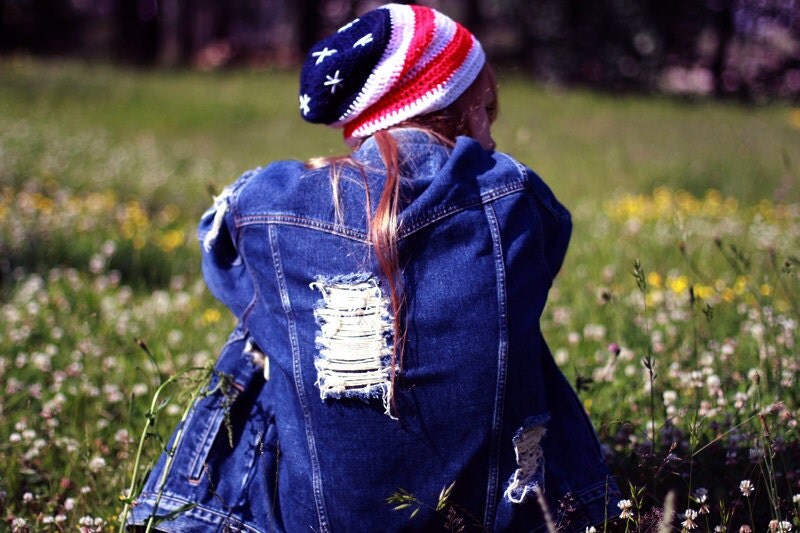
[186, 392, 237, 483]
[181, 332, 249, 483]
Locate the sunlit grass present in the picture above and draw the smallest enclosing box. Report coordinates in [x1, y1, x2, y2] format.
[1, 59, 799, 531]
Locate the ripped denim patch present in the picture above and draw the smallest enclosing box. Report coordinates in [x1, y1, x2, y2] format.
[504, 415, 549, 504]
[309, 273, 396, 417]
[201, 185, 234, 253]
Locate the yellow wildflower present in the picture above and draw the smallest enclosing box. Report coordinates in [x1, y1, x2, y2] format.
[201, 308, 222, 325]
[733, 276, 748, 296]
[721, 288, 735, 303]
[647, 272, 662, 288]
[667, 275, 689, 295]
[156, 229, 185, 252]
[693, 284, 714, 300]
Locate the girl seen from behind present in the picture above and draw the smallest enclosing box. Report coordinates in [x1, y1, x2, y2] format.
[128, 4, 620, 531]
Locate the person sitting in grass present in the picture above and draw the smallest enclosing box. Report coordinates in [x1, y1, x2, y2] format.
[128, 3, 620, 531]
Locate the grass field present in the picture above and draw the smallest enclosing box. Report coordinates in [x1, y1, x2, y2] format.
[2, 57, 800, 531]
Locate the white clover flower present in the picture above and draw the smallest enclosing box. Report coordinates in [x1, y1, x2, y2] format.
[88, 455, 106, 472]
[585, 527, 597, 533]
[618, 499, 634, 520]
[682, 509, 698, 530]
[793, 493, 800, 504]
[22, 491, 33, 503]
[739, 479, 754, 497]
[770, 520, 793, 532]
[663, 390, 678, 406]
[64, 497, 76, 511]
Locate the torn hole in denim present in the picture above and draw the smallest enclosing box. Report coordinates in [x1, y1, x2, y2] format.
[201, 186, 234, 253]
[309, 273, 396, 417]
[504, 415, 549, 504]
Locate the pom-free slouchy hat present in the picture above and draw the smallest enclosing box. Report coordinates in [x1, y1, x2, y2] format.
[298, 3, 485, 142]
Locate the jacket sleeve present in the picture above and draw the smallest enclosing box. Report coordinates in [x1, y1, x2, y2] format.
[197, 171, 257, 320]
[526, 167, 572, 280]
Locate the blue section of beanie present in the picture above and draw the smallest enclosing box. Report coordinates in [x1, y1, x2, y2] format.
[299, 8, 393, 125]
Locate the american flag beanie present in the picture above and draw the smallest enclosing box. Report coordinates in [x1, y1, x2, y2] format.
[298, 3, 485, 142]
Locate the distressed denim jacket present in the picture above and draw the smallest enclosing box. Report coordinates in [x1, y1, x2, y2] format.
[129, 129, 619, 532]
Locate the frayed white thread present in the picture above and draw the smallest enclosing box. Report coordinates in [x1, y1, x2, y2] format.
[202, 187, 234, 253]
[504, 422, 547, 504]
[310, 275, 397, 418]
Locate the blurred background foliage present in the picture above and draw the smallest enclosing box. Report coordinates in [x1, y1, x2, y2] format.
[1, 0, 798, 101]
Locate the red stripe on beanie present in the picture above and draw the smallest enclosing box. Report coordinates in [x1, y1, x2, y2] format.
[398, 6, 435, 80]
[344, 22, 476, 140]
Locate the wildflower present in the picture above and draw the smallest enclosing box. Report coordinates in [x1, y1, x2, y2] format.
[694, 488, 710, 514]
[22, 491, 33, 503]
[739, 526, 752, 533]
[64, 497, 76, 510]
[663, 390, 678, 406]
[586, 528, 597, 533]
[793, 493, 800, 504]
[739, 479, 753, 497]
[88, 455, 106, 472]
[618, 499, 634, 520]
[769, 520, 792, 532]
[682, 509, 698, 530]
[714, 527, 726, 532]
[11, 517, 27, 532]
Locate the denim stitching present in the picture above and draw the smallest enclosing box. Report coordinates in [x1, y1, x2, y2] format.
[268, 224, 331, 532]
[481, 202, 509, 531]
[238, 214, 368, 242]
[132, 491, 262, 533]
[398, 181, 528, 239]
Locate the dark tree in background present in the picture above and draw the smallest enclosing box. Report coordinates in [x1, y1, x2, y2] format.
[1, 0, 91, 56]
[114, 0, 160, 64]
[0, 0, 797, 100]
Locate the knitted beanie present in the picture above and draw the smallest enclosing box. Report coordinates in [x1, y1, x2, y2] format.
[298, 3, 485, 142]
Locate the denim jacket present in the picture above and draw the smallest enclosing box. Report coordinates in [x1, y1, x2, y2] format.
[129, 129, 619, 532]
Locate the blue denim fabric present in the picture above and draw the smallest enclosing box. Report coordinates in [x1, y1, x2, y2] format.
[129, 129, 619, 532]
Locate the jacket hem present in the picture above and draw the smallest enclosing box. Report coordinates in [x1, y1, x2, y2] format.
[127, 491, 265, 533]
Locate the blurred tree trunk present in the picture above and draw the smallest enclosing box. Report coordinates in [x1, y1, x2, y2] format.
[178, 0, 195, 65]
[710, 0, 734, 98]
[115, 0, 160, 65]
[462, 0, 484, 35]
[158, 0, 181, 66]
[297, 0, 323, 55]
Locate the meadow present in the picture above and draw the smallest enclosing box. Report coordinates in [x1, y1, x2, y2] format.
[1, 57, 800, 532]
